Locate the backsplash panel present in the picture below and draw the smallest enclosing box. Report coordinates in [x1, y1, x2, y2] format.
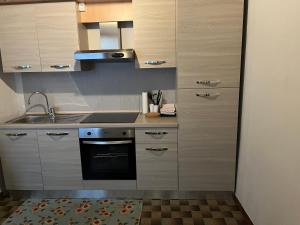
[22, 62, 176, 113]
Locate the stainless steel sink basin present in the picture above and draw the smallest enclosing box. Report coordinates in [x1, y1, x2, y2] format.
[8, 114, 86, 124]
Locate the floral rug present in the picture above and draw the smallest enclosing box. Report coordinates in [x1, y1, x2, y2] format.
[2, 199, 142, 225]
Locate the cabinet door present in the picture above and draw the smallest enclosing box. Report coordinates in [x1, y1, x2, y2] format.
[177, 0, 244, 88]
[136, 143, 178, 190]
[133, 0, 176, 68]
[178, 88, 239, 191]
[0, 5, 41, 73]
[35, 2, 81, 72]
[38, 129, 82, 190]
[0, 130, 43, 190]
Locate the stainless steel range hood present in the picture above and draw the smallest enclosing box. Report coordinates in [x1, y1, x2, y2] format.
[75, 22, 134, 62]
[75, 49, 135, 62]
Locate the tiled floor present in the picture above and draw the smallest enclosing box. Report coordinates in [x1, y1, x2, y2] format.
[0, 195, 252, 225]
[140, 199, 252, 225]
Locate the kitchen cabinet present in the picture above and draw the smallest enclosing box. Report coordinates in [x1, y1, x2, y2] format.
[0, 2, 87, 73]
[38, 129, 82, 190]
[177, 0, 244, 88]
[0, 130, 43, 190]
[0, 5, 41, 73]
[176, 0, 244, 191]
[35, 2, 85, 72]
[178, 88, 239, 191]
[135, 128, 178, 190]
[136, 143, 178, 190]
[133, 0, 176, 68]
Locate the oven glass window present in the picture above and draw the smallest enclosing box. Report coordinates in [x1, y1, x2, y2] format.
[80, 138, 136, 180]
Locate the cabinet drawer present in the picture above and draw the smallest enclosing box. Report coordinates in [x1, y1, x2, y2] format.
[136, 143, 178, 190]
[135, 128, 177, 143]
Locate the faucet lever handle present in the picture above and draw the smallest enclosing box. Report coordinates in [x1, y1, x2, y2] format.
[49, 107, 56, 119]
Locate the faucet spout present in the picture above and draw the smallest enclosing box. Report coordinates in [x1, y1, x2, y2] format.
[27, 91, 55, 119]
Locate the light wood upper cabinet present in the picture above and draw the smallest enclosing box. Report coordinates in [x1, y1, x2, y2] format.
[35, 2, 83, 72]
[133, 0, 176, 68]
[0, 5, 41, 73]
[177, 0, 244, 88]
[0, 2, 87, 73]
[38, 129, 82, 190]
[178, 88, 239, 191]
[0, 130, 43, 190]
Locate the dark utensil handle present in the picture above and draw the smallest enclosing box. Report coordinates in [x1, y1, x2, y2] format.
[111, 53, 125, 58]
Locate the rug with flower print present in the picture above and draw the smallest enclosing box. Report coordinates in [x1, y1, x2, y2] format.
[2, 198, 142, 225]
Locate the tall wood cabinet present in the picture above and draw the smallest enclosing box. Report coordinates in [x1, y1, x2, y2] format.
[0, 2, 87, 73]
[133, 0, 176, 68]
[177, 0, 244, 191]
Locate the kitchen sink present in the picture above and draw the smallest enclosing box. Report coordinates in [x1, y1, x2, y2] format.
[8, 114, 86, 124]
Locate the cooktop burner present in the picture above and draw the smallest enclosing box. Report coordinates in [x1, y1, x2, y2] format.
[80, 112, 139, 123]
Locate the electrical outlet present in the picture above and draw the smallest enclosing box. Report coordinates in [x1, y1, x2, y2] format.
[78, 3, 86, 12]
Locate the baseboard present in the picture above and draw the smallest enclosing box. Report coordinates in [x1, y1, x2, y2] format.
[9, 190, 234, 200]
[234, 195, 254, 225]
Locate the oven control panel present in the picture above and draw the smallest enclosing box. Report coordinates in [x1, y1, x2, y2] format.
[79, 128, 135, 139]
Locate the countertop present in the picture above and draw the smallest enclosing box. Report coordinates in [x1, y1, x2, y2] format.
[0, 113, 178, 129]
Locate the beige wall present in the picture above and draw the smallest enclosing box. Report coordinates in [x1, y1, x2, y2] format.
[236, 0, 300, 225]
[0, 72, 24, 122]
[22, 63, 176, 112]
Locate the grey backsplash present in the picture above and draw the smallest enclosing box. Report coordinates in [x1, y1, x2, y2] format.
[22, 63, 176, 113]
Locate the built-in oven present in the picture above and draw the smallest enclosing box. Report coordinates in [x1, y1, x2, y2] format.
[79, 128, 136, 180]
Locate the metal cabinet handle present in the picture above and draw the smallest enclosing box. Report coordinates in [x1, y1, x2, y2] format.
[146, 147, 168, 152]
[196, 80, 221, 86]
[15, 65, 32, 70]
[5, 133, 27, 137]
[144, 60, 167, 65]
[196, 93, 220, 98]
[50, 65, 71, 69]
[145, 131, 168, 135]
[82, 140, 133, 145]
[46, 132, 69, 136]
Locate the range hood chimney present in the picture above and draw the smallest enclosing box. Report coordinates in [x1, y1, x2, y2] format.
[75, 22, 134, 62]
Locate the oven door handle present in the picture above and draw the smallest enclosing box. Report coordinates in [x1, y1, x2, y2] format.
[82, 140, 133, 145]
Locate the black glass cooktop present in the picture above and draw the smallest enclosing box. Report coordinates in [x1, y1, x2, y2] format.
[80, 112, 139, 123]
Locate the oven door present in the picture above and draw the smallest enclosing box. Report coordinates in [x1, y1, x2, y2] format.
[80, 138, 136, 180]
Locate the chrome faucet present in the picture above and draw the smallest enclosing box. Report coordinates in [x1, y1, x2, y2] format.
[27, 91, 56, 119]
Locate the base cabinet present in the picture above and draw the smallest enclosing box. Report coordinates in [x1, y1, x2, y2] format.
[136, 128, 178, 190]
[136, 143, 178, 190]
[38, 129, 82, 190]
[0, 127, 179, 191]
[0, 130, 43, 190]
